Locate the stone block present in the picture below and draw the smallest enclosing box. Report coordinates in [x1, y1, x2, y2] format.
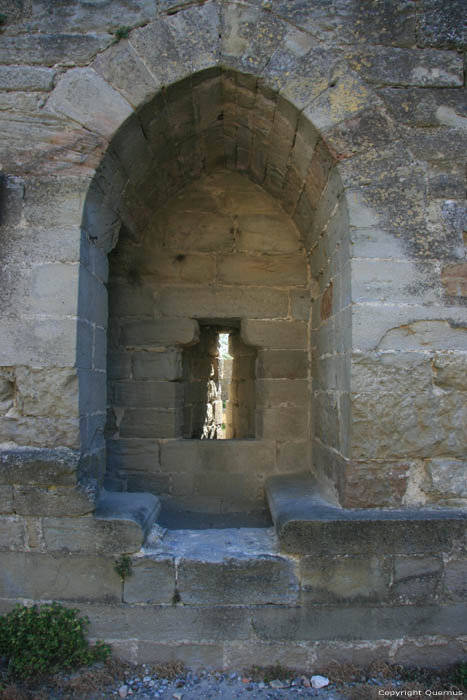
[432, 354, 467, 391]
[251, 603, 467, 641]
[348, 47, 463, 87]
[0, 516, 25, 550]
[129, 20, 191, 87]
[0, 447, 80, 487]
[165, 3, 220, 74]
[257, 407, 308, 441]
[141, 252, 217, 284]
[444, 558, 467, 601]
[81, 602, 252, 642]
[47, 67, 132, 139]
[0, 34, 111, 66]
[0, 552, 120, 602]
[242, 321, 307, 349]
[107, 438, 160, 473]
[217, 254, 307, 286]
[236, 214, 301, 254]
[112, 381, 183, 409]
[221, 3, 287, 73]
[92, 40, 160, 109]
[276, 441, 310, 473]
[393, 638, 467, 667]
[121, 319, 199, 347]
[160, 439, 275, 474]
[157, 286, 289, 319]
[441, 262, 467, 297]
[108, 352, 132, 380]
[108, 283, 155, 319]
[351, 259, 439, 305]
[78, 370, 107, 415]
[0, 486, 13, 514]
[125, 471, 170, 495]
[158, 209, 233, 252]
[119, 409, 182, 439]
[300, 555, 389, 603]
[136, 641, 224, 669]
[225, 640, 309, 672]
[13, 485, 95, 517]
[15, 367, 78, 420]
[0, 65, 55, 91]
[177, 556, 299, 605]
[304, 71, 376, 133]
[425, 458, 467, 501]
[392, 556, 443, 602]
[43, 515, 146, 555]
[342, 461, 411, 509]
[123, 557, 175, 604]
[257, 351, 308, 379]
[256, 379, 309, 407]
[418, 0, 467, 49]
[78, 266, 107, 327]
[23, 176, 89, 229]
[24, 263, 79, 317]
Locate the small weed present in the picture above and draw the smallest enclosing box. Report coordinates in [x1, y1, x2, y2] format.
[172, 589, 181, 605]
[456, 662, 467, 686]
[0, 14, 7, 26]
[113, 554, 133, 581]
[114, 25, 131, 41]
[0, 604, 109, 680]
[151, 661, 186, 680]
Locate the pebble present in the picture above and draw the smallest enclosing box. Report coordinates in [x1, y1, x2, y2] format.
[311, 674, 330, 689]
[269, 679, 284, 688]
[118, 686, 129, 698]
[173, 693, 183, 700]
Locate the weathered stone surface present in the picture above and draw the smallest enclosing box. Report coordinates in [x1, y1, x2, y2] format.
[111, 381, 183, 409]
[160, 439, 274, 474]
[156, 286, 289, 319]
[0, 34, 111, 66]
[342, 461, 411, 509]
[242, 320, 307, 349]
[15, 367, 78, 419]
[392, 556, 443, 602]
[0, 552, 120, 602]
[425, 459, 467, 502]
[135, 641, 223, 669]
[444, 558, 467, 601]
[47, 68, 132, 139]
[0, 65, 55, 91]
[221, 4, 287, 73]
[123, 557, 175, 604]
[129, 20, 190, 87]
[13, 484, 95, 517]
[304, 71, 377, 132]
[0, 516, 26, 550]
[301, 555, 389, 603]
[257, 351, 308, 379]
[218, 254, 307, 286]
[0, 414, 80, 449]
[0, 486, 13, 514]
[120, 319, 199, 347]
[251, 604, 467, 641]
[178, 556, 299, 605]
[0, 447, 80, 486]
[441, 262, 467, 297]
[119, 409, 182, 439]
[132, 351, 182, 381]
[347, 47, 463, 87]
[43, 514, 146, 555]
[418, 0, 467, 49]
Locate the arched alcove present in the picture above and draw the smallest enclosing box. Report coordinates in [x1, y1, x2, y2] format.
[80, 68, 350, 515]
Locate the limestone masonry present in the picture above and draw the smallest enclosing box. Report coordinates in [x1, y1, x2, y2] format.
[0, 0, 466, 670]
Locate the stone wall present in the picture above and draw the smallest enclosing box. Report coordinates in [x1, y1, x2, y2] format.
[0, 0, 465, 669]
[106, 171, 311, 513]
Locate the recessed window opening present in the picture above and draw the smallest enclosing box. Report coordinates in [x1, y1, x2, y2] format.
[182, 321, 256, 440]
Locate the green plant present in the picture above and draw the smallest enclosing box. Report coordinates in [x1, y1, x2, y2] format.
[456, 662, 467, 687]
[114, 25, 131, 41]
[0, 604, 109, 680]
[113, 554, 133, 581]
[0, 14, 7, 25]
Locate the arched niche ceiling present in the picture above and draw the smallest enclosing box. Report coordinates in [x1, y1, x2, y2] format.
[82, 68, 346, 262]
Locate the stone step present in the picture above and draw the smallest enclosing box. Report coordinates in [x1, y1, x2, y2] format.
[124, 526, 300, 605]
[266, 471, 467, 555]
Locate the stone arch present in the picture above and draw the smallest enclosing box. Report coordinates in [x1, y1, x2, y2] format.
[76, 54, 353, 511]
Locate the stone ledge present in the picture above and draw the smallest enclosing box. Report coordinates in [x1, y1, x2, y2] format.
[266, 472, 467, 555]
[94, 490, 161, 542]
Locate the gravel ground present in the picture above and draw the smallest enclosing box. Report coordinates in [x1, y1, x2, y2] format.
[109, 670, 348, 700]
